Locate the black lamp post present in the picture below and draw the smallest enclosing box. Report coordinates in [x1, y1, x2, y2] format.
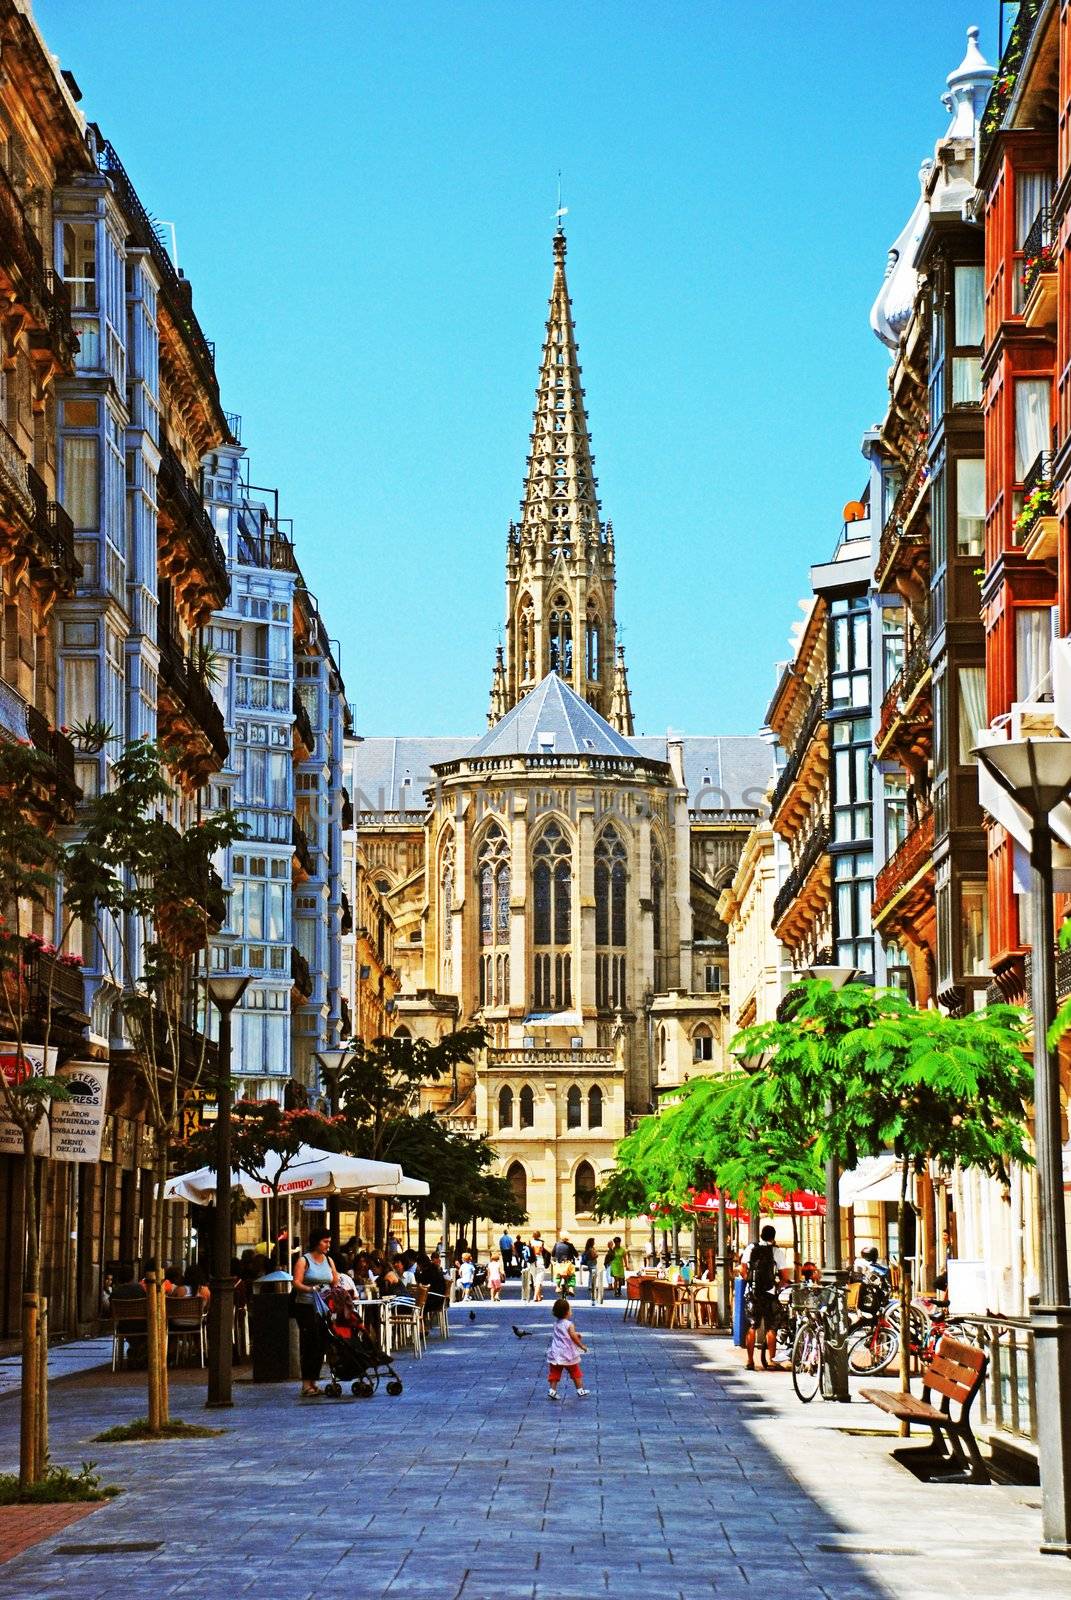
[975, 735, 1071, 1556]
[804, 963, 859, 1403]
[205, 973, 251, 1409]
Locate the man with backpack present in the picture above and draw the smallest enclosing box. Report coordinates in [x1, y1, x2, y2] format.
[741, 1224, 789, 1371]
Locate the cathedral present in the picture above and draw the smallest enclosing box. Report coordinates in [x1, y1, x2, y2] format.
[348, 228, 772, 1251]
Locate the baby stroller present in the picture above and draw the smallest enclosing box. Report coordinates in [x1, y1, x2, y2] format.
[319, 1287, 403, 1399]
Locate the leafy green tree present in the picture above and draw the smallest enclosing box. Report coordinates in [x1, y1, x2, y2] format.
[63, 738, 243, 1433]
[733, 979, 1031, 1389]
[174, 1099, 348, 1253]
[332, 1027, 489, 1246]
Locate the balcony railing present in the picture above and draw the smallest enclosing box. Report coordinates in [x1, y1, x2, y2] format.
[978, 1, 1044, 164]
[293, 690, 315, 754]
[291, 946, 313, 999]
[1023, 449, 1053, 499]
[156, 628, 228, 762]
[0, 420, 33, 519]
[772, 818, 830, 929]
[22, 947, 87, 1020]
[1021, 207, 1054, 301]
[873, 808, 935, 915]
[94, 135, 220, 407]
[770, 688, 826, 818]
[292, 818, 315, 878]
[27, 465, 79, 591]
[157, 441, 229, 605]
[235, 524, 300, 573]
[877, 443, 929, 583]
[0, 160, 75, 362]
[878, 615, 932, 746]
[25, 704, 79, 804]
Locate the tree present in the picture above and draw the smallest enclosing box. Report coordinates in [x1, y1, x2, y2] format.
[174, 1099, 348, 1255]
[374, 1112, 524, 1248]
[63, 738, 243, 1434]
[0, 741, 75, 1486]
[732, 979, 1031, 1390]
[332, 1028, 487, 1247]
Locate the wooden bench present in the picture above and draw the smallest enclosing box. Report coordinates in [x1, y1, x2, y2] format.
[861, 1334, 990, 1484]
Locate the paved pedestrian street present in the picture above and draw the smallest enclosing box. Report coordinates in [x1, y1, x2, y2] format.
[1, 1291, 1069, 1600]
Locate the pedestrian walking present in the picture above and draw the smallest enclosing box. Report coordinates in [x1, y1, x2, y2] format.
[546, 1297, 590, 1400]
[292, 1229, 340, 1396]
[486, 1253, 503, 1301]
[499, 1228, 514, 1277]
[457, 1252, 476, 1301]
[741, 1225, 790, 1371]
[608, 1236, 626, 1296]
[530, 1234, 547, 1302]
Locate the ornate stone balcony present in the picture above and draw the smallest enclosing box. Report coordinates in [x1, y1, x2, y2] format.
[772, 818, 830, 932]
[156, 626, 228, 789]
[156, 441, 230, 625]
[0, 160, 76, 370]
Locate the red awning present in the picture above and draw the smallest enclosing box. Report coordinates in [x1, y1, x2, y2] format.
[684, 1185, 826, 1218]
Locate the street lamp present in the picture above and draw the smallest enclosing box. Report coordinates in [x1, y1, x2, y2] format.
[205, 972, 251, 1409]
[804, 962, 859, 1404]
[975, 736, 1071, 1556]
[314, 1047, 356, 1247]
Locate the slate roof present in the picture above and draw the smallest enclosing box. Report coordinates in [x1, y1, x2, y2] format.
[632, 736, 774, 813]
[467, 673, 642, 760]
[348, 693, 775, 817]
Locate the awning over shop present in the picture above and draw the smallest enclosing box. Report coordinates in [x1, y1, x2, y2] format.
[839, 1155, 912, 1206]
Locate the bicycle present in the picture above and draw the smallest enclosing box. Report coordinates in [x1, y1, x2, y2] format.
[845, 1273, 900, 1376]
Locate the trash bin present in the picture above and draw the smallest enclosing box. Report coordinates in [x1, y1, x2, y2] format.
[250, 1270, 293, 1382]
[733, 1276, 746, 1347]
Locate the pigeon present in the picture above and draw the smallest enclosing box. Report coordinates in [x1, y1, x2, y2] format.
[469, 1309, 476, 1321]
[512, 1325, 533, 1339]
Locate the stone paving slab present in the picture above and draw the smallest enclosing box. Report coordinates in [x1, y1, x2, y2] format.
[0, 1290, 1069, 1597]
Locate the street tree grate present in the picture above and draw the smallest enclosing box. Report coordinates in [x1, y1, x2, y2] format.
[55, 1541, 163, 1555]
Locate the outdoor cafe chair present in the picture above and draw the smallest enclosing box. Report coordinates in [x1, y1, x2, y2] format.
[424, 1289, 450, 1341]
[109, 1302, 148, 1371]
[166, 1296, 208, 1367]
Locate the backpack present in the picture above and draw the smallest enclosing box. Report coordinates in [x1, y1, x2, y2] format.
[748, 1242, 777, 1297]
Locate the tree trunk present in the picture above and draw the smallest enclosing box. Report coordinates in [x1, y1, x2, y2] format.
[19, 1134, 42, 1487]
[36, 1296, 48, 1473]
[417, 1208, 426, 1254]
[790, 1204, 800, 1279]
[152, 1153, 171, 1428]
[897, 1157, 912, 1431]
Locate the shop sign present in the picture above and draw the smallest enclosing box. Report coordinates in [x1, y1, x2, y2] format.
[50, 1062, 109, 1163]
[0, 1043, 55, 1156]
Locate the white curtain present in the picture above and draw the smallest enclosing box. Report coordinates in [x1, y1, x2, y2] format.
[953, 265, 983, 345]
[1015, 607, 1052, 701]
[1016, 170, 1052, 246]
[957, 666, 986, 764]
[61, 436, 100, 530]
[1014, 380, 1050, 481]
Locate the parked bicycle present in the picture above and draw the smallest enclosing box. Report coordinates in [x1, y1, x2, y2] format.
[845, 1270, 899, 1376]
[790, 1280, 851, 1403]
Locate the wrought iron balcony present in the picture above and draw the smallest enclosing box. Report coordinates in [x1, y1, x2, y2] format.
[0, 161, 76, 365]
[27, 466, 79, 592]
[770, 687, 826, 819]
[293, 690, 315, 754]
[25, 704, 79, 806]
[235, 522, 300, 573]
[877, 613, 931, 749]
[772, 818, 830, 929]
[1023, 450, 1053, 498]
[292, 817, 315, 878]
[94, 136, 220, 408]
[877, 441, 929, 586]
[1021, 207, 1054, 302]
[156, 627, 228, 765]
[873, 808, 935, 919]
[157, 441, 229, 610]
[291, 945, 313, 999]
[22, 945, 87, 1022]
[978, 1, 1044, 164]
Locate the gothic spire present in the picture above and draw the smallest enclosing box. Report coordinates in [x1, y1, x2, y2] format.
[519, 231, 604, 550]
[609, 644, 634, 737]
[487, 644, 507, 727]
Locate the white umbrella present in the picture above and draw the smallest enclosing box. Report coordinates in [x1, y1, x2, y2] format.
[363, 1175, 431, 1199]
[164, 1145, 403, 1204]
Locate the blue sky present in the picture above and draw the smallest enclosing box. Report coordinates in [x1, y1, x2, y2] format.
[37, 1, 991, 736]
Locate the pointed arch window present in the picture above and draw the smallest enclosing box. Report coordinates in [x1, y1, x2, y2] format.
[566, 1085, 582, 1129]
[651, 840, 665, 953]
[498, 1085, 514, 1130]
[439, 834, 455, 989]
[519, 1085, 535, 1129]
[477, 823, 511, 1009]
[693, 1024, 714, 1063]
[549, 598, 573, 675]
[518, 598, 535, 684]
[507, 1160, 527, 1212]
[588, 1085, 603, 1128]
[532, 822, 572, 1010]
[595, 825, 627, 1010]
[586, 605, 600, 680]
[574, 1161, 596, 1215]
